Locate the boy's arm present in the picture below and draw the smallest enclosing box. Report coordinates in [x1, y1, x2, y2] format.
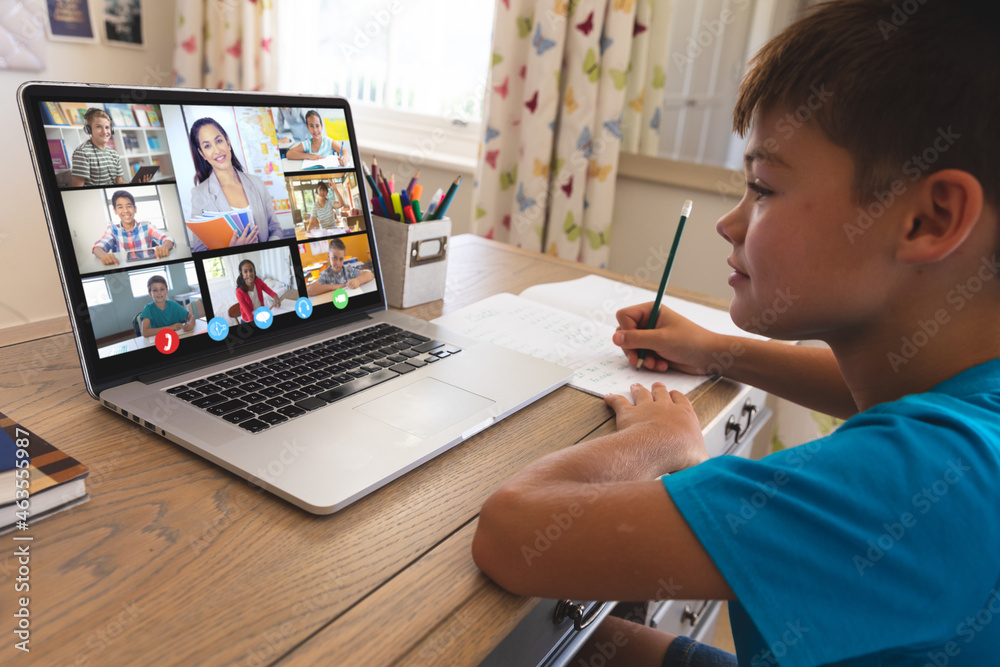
[472, 384, 734, 602]
[92, 230, 119, 265]
[345, 269, 373, 289]
[614, 303, 857, 419]
[149, 227, 175, 257]
[574, 616, 677, 667]
[141, 318, 180, 337]
[307, 281, 336, 296]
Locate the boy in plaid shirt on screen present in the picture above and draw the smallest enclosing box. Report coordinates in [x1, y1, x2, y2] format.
[92, 190, 175, 266]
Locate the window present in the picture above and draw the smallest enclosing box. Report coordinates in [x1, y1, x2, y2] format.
[82, 277, 112, 307]
[643, 0, 810, 169]
[129, 268, 171, 298]
[184, 262, 198, 288]
[277, 0, 495, 163]
[278, 1, 494, 120]
[105, 187, 168, 231]
[204, 257, 227, 281]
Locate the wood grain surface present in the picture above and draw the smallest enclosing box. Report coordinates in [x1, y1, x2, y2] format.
[0, 235, 738, 666]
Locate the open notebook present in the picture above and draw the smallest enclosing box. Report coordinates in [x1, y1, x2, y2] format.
[433, 274, 766, 398]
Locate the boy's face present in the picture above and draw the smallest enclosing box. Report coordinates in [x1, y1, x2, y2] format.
[328, 248, 345, 273]
[716, 108, 897, 340]
[89, 117, 112, 146]
[114, 198, 136, 228]
[149, 282, 167, 304]
[307, 116, 324, 139]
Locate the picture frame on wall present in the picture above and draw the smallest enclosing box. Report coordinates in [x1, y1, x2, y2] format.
[44, 0, 99, 43]
[102, 0, 143, 49]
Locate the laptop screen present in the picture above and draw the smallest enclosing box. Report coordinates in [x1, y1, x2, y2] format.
[20, 84, 385, 392]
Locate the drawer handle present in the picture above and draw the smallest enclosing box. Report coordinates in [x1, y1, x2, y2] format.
[725, 399, 758, 445]
[553, 600, 611, 631]
[682, 600, 711, 626]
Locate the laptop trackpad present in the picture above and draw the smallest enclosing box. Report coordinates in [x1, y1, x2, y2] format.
[355, 378, 495, 439]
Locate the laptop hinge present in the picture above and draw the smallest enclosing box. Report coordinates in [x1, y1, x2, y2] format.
[136, 312, 372, 385]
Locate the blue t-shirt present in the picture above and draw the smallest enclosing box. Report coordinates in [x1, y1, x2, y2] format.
[141, 300, 189, 329]
[664, 358, 1000, 666]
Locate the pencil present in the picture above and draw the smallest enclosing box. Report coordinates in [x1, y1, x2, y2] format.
[430, 176, 462, 220]
[637, 199, 693, 369]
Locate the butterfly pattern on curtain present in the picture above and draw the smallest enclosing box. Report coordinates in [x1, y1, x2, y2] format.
[474, 0, 672, 268]
[173, 0, 276, 91]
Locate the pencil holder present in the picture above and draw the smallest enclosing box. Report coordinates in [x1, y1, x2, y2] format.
[370, 215, 451, 309]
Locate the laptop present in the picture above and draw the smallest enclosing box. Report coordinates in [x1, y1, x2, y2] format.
[20, 82, 573, 514]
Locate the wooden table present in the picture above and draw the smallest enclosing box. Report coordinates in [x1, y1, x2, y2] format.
[0, 235, 741, 666]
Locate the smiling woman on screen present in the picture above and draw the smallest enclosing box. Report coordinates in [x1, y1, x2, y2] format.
[188, 117, 284, 252]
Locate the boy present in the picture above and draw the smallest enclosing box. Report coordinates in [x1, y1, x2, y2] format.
[306, 238, 373, 296]
[140, 275, 193, 338]
[93, 191, 175, 266]
[472, 1, 1000, 665]
[305, 181, 343, 232]
[70, 108, 126, 187]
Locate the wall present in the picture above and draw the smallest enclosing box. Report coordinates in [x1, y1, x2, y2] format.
[609, 176, 740, 302]
[0, 0, 176, 331]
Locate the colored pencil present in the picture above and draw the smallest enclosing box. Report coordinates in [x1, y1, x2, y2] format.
[430, 176, 462, 220]
[637, 200, 693, 369]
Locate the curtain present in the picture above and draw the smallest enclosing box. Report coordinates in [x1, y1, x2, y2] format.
[474, 0, 673, 268]
[173, 0, 276, 91]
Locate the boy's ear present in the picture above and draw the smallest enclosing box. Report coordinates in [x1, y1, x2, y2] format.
[896, 169, 984, 264]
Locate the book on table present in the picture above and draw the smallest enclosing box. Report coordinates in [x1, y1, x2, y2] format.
[1, 410, 89, 535]
[432, 274, 766, 399]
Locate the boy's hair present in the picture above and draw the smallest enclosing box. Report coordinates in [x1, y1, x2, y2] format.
[84, 108, 111, 127]
[111, 190, 134, 208]
[733, 0, 999, 207]
[147, 275, 167, 292]
[328, 238, 346, 254]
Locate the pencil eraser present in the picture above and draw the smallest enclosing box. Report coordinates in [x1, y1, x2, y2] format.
[681, 200, 693, 217]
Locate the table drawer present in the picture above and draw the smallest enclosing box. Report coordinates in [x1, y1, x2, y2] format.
[479, 599, 616, 667]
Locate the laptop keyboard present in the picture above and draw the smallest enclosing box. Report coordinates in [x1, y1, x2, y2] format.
[164, 323, 461, 434]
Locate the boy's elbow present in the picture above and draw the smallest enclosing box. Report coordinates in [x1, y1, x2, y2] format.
[473, 487, 537, 596]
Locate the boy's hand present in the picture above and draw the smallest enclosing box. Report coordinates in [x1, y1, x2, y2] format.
[613, 303, 724, 375]
[182, 319, 195, 332]
[346, 278, 361, 289]
[97, 251, 119, 266]
[605, 383, 708, 471]
[154, 245, 170, 258]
